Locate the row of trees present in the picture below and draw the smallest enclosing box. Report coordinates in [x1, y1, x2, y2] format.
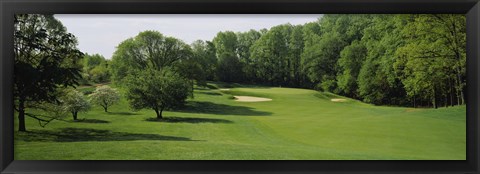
[110, 14, 465, 108]
[129, 14, 463, 109]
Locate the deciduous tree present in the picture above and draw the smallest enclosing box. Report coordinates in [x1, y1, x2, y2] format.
[14, 14, 83, 131]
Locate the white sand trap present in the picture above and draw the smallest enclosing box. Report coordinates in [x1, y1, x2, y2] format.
[234, 96, 272, 102]
[219, 88, 231, 91]
[331, 98, 347, 102]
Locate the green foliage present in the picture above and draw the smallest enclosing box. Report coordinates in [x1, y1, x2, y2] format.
[181, 40, 218, 85]
[213, 31, 238, 58]
[215, 55, 244, 83]
[60, 89, 91, 120]
[82, 54, 110, 84]
[355, 15, 406, 105]
[213, 33, 240, 81]
[125, 68, 193, 119]
[110, 31, 192, 85]
[301, 32, 347, 86]
[394, 14, 466, 108]
[236, 30, 262, 82]
[213, 31, 244, 82]
[337, 40, 367, 96]
[89, 86, 120, 112]
[248, 24, 307, 87]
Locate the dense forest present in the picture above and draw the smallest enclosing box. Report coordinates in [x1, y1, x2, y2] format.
[14, 14, 466, 131]
[108, 14, 466, 108]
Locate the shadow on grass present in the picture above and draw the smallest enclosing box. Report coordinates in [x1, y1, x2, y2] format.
[107, 111, 139, 116]
[16, 128, 197, 142]
[194, 84, 219, 91]
[145, 116, 233, 124]
[71, 119, 110, 124]
[196, 91, 222, 96]
[174, 101, 272, 116]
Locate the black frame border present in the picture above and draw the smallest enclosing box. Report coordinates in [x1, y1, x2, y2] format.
[0, 0, 479, 173]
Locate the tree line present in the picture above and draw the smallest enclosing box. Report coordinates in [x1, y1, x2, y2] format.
[111, 14, 466, 109]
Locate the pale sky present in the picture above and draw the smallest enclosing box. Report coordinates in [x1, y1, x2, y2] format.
[55, 14, 322, 59]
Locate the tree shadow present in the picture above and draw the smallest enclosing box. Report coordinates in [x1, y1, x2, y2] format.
[71, 119, 110, 124]
[145, 116, 233, 124]
[107, 112, 139, 116]
[196, 91, 222, 96]
[174, 101, 272, 116]
[16, 128, 197, 142]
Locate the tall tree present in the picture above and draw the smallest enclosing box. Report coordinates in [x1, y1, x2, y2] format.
[250, 24, 292, 86]
[357, 15, 407, 105]
[301, 32, 347, 91]
[337, 40, 367, 97]
[287, 25, 306, 87]
[187, 40, 217, 83]
[236, 30, 262, 82]
[212, 31, 244, 82]
[110, 31, 192, 85]
[14, 14, 83, 131]
[394, 14, 465, 107]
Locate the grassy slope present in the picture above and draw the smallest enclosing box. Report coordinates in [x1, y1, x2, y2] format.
[14, 84, 466, 160]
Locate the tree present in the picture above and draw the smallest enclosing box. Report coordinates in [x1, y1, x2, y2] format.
[14, 14, 83, 131]
[236, 30, 262, 82]
[356, 15, 407, 105]
[216, 55, 244, 83]
[337, 40, 367, 97]
[250, 24, 293, 86]
[287, 25, 306, 87]
[212, 31, 244, 82]
[178, 40, 217, 85]
[61, 89, 91, 120]
[110, 31, 192, 85]
[394, 14, 466, 108]
[125, 68, 192, 119]
[301, 32, 347, 91]
[89, 85, 120, 112]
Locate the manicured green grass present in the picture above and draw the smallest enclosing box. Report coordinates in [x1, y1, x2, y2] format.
[14, 83, 466, 160]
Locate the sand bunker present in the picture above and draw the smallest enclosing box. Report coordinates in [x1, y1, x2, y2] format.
[331, 98, 347, 102]
[219, 88, 231, 91]
[234, 96, 272, 102]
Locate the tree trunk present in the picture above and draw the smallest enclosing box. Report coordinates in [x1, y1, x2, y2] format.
[104, 106, 108, 112]
[155, 108, 163, 119]
[413, 92, 416, 108]
[18, 98, 26, 132]
[455, 68, 464, 105]
[445, 94, 448, 108]
[432, 87, 437, 109]
[449, 78, 454, 106]
[72, 111, 78, 120]
[455, 77, 460, 105]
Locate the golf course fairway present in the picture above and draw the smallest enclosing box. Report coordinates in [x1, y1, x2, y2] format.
[14, 83, 466, 160]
